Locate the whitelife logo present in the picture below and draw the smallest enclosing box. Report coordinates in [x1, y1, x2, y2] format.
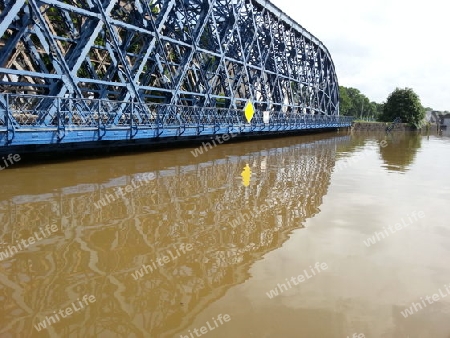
[179, 314, 231, 338]
[0, 153, 21, 170]
[400, 283, 450, 318]
[266, 262, 328, 299]
[190, 132, 239, 158]
[0, 224, 58, 261]
[131, 243, 193, 280]
[228, 197, 278, 228]
[363, 211, 425, 247]
[34, 294, 96, 331]
[94, 173, 155, 209]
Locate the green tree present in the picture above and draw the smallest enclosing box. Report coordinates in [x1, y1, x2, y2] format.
[371, 101, 384, 119]
[379, 88, 425, 128]
[339, 86, 381, 120]
[339, 86, 352, 116]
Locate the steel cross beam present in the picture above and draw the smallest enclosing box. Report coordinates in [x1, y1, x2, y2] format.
[0, 0, 26, 39]
[0, 0, 341, 131]
[168, 0, 216, 106]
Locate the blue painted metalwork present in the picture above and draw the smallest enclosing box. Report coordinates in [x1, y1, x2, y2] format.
[0, 0, 351, 149]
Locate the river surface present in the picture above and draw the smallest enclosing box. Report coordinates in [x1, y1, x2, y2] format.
[1, 130, 450, 338]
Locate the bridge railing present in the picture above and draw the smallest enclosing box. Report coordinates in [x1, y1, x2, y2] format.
[0, 93, 353, 131]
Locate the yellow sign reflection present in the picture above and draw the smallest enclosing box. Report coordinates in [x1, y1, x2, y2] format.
[241, 163, 252, 187]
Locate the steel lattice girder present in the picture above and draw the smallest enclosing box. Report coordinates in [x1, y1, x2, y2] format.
[0, 0, 340, 125]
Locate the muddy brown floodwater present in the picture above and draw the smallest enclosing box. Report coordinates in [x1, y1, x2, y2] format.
[0, 130, 450, 338]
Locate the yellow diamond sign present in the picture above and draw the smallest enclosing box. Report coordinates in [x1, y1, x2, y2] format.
[244, 100, 254, 123]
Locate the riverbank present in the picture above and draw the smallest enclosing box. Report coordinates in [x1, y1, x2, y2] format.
[351, 121, 413, 132]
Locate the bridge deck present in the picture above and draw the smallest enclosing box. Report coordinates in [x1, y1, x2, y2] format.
[0, 94, 352, 152]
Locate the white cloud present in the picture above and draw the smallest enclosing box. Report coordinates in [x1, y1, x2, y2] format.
[271, 0, 450, 110]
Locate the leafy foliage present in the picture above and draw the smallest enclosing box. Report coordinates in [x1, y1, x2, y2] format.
[378, 88, 425, 128]
[339, 86, 383, 120]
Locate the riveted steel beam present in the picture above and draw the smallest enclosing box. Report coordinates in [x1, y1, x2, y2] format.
[0, 0, 341, 134]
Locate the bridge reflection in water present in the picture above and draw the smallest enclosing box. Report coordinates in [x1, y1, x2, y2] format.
[0, 133, 349, 337]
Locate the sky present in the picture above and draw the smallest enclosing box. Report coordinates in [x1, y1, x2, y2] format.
[271, 0, 450, 111]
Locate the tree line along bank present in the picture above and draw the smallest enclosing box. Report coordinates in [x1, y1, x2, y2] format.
[339, 86, 446, 128]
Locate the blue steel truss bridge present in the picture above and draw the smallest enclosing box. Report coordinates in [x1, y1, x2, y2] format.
[0, 0, 352, 152]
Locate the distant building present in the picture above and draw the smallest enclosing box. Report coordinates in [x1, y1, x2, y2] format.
[440, 113, 450, 129]
[425, 111, 450, 128]
[425, 110, 440, 123]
